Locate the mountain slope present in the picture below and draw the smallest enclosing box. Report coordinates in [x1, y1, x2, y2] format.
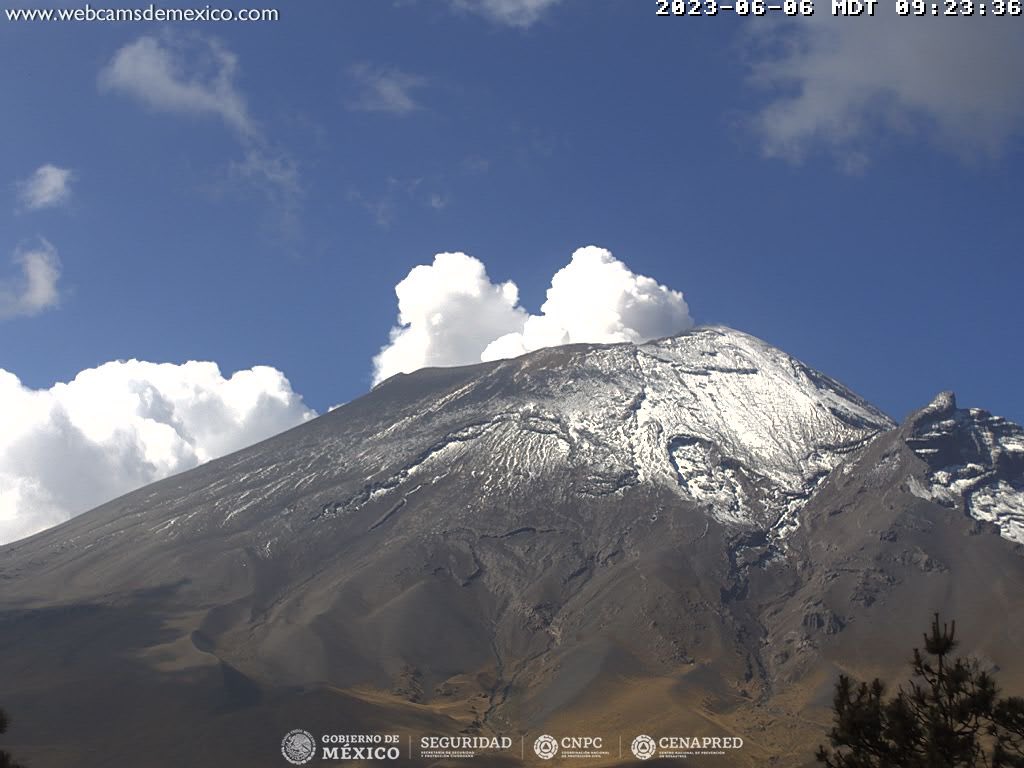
[0, 327, 1021, 767]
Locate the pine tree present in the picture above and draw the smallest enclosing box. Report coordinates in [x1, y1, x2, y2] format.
[817, 615, 1024, 767]
[0, 708, 26, 768]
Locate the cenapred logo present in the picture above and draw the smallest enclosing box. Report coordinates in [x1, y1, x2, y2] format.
[630, 734, 744, 760]
[631, 734, 657, 761]
[281, 729, 317, 765]
[533, 734, 559, 760]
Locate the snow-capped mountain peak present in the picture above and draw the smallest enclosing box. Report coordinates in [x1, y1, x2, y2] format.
[906, 390, 1024, 542]
[333, 326, 896, 535]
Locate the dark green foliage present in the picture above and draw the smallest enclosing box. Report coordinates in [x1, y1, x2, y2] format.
[817, 615, 1024, 767]
[0, 708, 26, 768]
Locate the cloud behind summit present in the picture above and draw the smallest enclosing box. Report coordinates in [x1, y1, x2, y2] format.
[373, 246, 693, 384]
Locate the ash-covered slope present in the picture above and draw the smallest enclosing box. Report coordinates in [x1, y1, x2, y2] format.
[751, 390, 1024, 762]
[0, 327, 890, 590]
[0, 326, 1021, 768]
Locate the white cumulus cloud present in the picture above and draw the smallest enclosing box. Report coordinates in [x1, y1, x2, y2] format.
[482, 246, 693, 360]
[747, 16, 1024, 167]
[0, 240, 61, 320]
[373, 252, 527, 383]
[372, 246, 693, 384]
[0, 360, 315, 544]
[17, 164, 74, 210]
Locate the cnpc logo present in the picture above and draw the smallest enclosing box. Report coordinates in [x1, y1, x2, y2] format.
[533, 734, 605, 760]
[533, 735, 559, 760]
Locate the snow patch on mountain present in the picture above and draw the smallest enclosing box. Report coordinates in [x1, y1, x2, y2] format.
[123, 327, 897, 543]
[906, 392, 1024, 543]
[971, 482, 1024, 543]
[353, 327, 894, 534]
[625, 329, 892, 530]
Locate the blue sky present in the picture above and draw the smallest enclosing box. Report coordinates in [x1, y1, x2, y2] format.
[1, 1, 1022, 540]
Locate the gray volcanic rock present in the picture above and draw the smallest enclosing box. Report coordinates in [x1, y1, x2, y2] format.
[902, 391, 1024, 541]
[0, 327, 1021, 767]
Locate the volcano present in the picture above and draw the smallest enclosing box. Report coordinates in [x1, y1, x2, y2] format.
[2, 326, 1023, 767]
